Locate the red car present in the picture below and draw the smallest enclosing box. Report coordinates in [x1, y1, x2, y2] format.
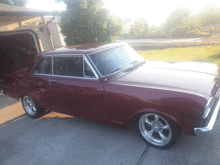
[3, 43, 220, 149]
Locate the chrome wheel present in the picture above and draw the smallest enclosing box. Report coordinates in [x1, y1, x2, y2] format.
[23, 96, 37, 116]
[139, 113, 172, 147]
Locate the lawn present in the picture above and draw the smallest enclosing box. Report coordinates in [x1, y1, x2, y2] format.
[138, 44, 220, 66]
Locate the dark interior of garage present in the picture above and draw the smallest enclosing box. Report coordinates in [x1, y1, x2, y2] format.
[0, 32, 38, 85]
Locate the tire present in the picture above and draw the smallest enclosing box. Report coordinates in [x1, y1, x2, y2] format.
[22, 96, 45, 118]
[138, 113, 182, 150]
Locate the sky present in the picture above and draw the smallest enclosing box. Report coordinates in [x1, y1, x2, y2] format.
[26, 0, 220, 26]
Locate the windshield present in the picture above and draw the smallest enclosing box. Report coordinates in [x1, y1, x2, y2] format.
[88, 44, 144, 76]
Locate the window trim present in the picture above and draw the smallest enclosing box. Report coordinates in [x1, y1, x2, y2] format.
[31, 54, 99, 80]
[52, 55, 54, 75]
[83, 56, 99, 78]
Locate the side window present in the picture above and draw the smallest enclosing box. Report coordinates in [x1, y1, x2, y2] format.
[84, 59, 96, 78]
[54, 56, 83, 77]
[32, 56, 52, 74]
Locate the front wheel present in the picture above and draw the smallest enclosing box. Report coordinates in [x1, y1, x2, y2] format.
[22, 96, 45, 118]
[138, 113, 181, 150]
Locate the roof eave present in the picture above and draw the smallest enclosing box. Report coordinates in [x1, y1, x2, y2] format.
[0, 11, 54, 16]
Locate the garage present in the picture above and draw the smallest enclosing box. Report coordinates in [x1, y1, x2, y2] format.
[0, 4, 65, 89]
[0, 31, 40, 89]
[0, 31, 40, 78]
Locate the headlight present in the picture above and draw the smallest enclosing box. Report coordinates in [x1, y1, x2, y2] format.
[203, 97, 216, 118]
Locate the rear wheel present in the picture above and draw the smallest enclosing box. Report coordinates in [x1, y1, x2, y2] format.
[138, 113, 181, 150]
[22, 96, 45, 118]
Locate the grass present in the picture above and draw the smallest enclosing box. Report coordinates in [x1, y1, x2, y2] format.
[138, 44, 220, 66]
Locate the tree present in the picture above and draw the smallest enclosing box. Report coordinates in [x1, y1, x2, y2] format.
[165, 7, 190, 31]
[58, 0, 123, 45]
[130, 18, 148, 37]
[0, 0, 27, 6]
[196, 4, 220, 26]
[164, 7, 194, 37]
[148, 24, 167, 38]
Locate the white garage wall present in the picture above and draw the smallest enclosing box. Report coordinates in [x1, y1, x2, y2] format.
[47, 21, 65, 49]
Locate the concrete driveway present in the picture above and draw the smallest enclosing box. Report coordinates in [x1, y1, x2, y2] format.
[1, 91, 220, 165]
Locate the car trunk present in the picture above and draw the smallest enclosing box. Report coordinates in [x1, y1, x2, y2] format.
[0, 32, 40, 89]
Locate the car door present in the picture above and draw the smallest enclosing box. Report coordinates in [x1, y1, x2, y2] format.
[25, 56, 55, 110]
[47, 55, 108, 119]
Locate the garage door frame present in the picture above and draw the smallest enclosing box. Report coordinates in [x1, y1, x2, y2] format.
[0, 29, 41, 53]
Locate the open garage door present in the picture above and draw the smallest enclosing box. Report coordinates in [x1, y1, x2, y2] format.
[0, 31, 40, 89]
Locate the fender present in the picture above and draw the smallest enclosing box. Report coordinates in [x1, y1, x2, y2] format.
[128, 108, 195, 135]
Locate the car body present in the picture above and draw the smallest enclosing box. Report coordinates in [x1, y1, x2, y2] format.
[3, 42, 220, 149]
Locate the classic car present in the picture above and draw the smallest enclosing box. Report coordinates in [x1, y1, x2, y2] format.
[2, 42, 220, 149]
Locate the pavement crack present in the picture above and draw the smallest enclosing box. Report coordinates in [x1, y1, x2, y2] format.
[136, 145, 150, 165]
[44, 141, 54, 153]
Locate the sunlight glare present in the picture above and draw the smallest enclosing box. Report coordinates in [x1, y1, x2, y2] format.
[26, 0, 66, 11]
[26, 0, 220, 25]
[103, 0, 220, 25]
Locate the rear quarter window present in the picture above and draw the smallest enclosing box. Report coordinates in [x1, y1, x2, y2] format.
[32, 56, 52, 74]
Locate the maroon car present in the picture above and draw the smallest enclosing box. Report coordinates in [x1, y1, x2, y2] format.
[3, 42, 220, 149]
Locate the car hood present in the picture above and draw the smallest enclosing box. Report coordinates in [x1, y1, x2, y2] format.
[114, 61, 220, 97]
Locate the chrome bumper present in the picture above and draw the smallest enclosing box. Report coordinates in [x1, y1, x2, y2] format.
[194, 98, 220, 136]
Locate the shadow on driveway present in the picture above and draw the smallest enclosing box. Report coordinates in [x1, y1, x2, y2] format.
[0, 111, 147, 165]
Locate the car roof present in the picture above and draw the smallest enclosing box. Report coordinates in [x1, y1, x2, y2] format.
[37, 42, 127, 57]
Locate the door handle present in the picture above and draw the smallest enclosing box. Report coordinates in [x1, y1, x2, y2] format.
[48, 80, 57, 83]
